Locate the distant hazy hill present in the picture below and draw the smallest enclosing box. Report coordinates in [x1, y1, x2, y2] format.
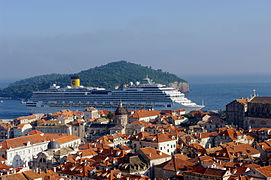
[0, 61, 186, 99]
[0, 80, 14, 88]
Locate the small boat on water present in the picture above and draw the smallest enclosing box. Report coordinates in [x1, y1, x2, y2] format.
[0, 100, 3, 103]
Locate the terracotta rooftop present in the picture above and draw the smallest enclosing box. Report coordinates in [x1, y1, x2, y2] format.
[0, 133, 80, 151]
[16, 123, 30, 129]
[39, 169, 61, 180]
[140, 147, 170, 160]
[185, 166, 227, 178]
[132, 132, 176, 143]
[15, 115, 36, 120]
[57, 161, 96, 177]
[0, 134, 46, 150]
[161, 156, 195, 172]
[129, 109, 160, 119]
[218, 128, 243, 140]
[78, 149, 98, 157]
[0, 170, 42, 180]
[256, 165, 271, 177]
[26, 130, 44, 135]
[236, 98, 248, 105]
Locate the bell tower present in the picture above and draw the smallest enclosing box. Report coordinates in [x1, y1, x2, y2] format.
[114, 101, 128, 128]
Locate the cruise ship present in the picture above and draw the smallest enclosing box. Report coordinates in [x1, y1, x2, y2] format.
[26, 75, 204, 114]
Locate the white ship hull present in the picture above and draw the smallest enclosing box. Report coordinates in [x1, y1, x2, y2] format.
[26, 102, 203, 114]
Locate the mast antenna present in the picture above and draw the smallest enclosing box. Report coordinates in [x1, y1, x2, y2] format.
[253, 89, 256, 97]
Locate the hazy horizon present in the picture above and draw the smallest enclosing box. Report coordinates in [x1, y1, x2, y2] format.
[1, 1, 271, 79]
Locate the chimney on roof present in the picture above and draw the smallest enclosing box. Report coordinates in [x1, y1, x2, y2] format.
[158, 151, 162, 156]
[149, 153, 151, 157]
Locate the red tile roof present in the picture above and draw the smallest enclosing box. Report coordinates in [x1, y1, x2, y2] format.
[256, 165, 271, 177]
[0, 133, 80, 151]
[140, 147, 170, 160]
[26, 130, 44, 135]
[161, 156, 195, 172]
[129, 109, 160, 119]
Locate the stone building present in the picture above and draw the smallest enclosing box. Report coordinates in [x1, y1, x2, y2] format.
[128, 109, 160, 123]
[32, 140, 77, 171]
[118, 155, 149, 176]
[138, 147, 171, 179]
[245, 97, 271, 129]
[154, 155, 195, 179]
[198, 115, 226, 132]
[110, 101, 128, 134]
[36, 119, 71, 134]
[213, 128, 254, 147]
[13, 114, 43, 126]
[132, 132, 177, 155]
[84, 107, 99, 120]
[0, 133, 80, 168]
[85, 102, 128, 141]
[85, 123, 114, 141]
[11, 123, 33, 138]
[68, 119, 86, 142]
[86, 102, 143, 141]
[183, 166, 231, 180]
[0, 124, 13, 141]
[226, 98, 248, 128]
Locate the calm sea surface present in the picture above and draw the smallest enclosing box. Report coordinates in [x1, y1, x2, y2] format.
[187, 82, 271, 111]
[0, 100, 30, 119]
[1, 82, 271, 119]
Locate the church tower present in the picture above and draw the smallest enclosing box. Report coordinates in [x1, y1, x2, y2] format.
[114, 101, 128, 128]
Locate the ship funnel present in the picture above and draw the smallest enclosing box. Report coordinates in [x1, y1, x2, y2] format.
[71, 75, 80, 87]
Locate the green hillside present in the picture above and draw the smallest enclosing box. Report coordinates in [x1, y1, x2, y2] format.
[0, 61, 186, 99]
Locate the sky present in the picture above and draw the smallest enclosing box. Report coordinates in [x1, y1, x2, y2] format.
[0, 0, 271, 80]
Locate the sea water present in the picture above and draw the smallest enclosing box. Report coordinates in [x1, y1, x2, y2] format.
[187, 82, 271, 111]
